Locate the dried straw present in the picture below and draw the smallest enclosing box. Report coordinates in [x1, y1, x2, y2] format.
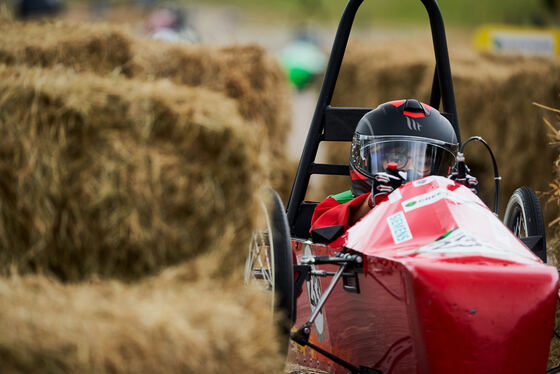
[0, 21, 136, 76]
[0, 20, 292, 175]
[0, 273, 284, 374]
[0, 20, 290, 374]
[0, 2, 12, 22]
[0, 63, 263, 281]
[535, 103, 560, 259]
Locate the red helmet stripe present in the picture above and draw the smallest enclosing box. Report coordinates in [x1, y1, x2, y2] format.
[389, 100, 406, 107]
[403, 111, 426, 118]
[350, 169, 368, 180]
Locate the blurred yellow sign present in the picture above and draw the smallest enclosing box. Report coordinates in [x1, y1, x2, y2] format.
[473, 25, 560, 56]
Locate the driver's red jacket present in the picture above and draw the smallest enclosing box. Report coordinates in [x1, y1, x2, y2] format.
[309, 190, 371, 246]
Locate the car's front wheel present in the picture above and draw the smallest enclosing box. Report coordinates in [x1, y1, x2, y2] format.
[244, 188, 294, 352]
[503, 186, 546, 262]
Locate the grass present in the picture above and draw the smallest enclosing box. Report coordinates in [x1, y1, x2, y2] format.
[185, 0, 554, 28]
[73, 0, 556, 28]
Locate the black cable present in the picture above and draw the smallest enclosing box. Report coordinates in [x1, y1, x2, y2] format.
[459, 136, 501, 215]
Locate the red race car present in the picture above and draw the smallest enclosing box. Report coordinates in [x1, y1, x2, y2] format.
[245, 1, 558, 373]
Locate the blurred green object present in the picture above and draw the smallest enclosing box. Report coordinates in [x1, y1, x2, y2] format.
[188, 0, 552, 28]
[280, 39, 326, 90]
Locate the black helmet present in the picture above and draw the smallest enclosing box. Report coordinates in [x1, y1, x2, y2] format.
[350, 99, 458, 196]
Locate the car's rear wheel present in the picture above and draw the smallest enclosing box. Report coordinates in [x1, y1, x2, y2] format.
[244, 188, 294, 351]
[503, 186, 546, 262]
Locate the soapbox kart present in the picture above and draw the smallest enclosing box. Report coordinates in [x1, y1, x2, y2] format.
[244, 0, 558, 373]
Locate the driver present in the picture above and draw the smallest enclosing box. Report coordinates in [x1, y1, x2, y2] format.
[310, 99, 478, 244]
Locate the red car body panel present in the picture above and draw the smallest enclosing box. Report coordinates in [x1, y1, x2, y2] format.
[288, 176, 558, 374]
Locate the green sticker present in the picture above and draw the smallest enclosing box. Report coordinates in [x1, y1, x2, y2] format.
[440, 230, 454, 239]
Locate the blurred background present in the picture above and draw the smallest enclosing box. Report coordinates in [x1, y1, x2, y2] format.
[2, 0, 560, 372]
[3, 0, 560, 242]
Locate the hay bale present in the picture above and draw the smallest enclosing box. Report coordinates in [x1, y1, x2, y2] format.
[135, 43, 292, 157]
[0, 63, 263, 281]
[0, 273, 284, 374]
[0, 20, 292, 159]
[322, 40, 560, 219]
[538, 107, 560, 259]
[134, 40, 293, 199]
[0, 2, 13, 22]
[331, 40, 434, 108]
[0, 21, 136, 76]
[270, 154, 299, 205]
[451, 52, 560, 217]
[0, 20, 292, 201]
[549, 301, 560, 368]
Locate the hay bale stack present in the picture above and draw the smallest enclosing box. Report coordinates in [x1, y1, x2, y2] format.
[0, 21, 136, 76]
[322, 40, 560, 217]
[0, 20, 289, 374]
[452, 53, 560, 214]
[0, 21, 291, 142]
[543, 108, 560, 365]
[135, 41, 294, 200]
[332, 40, 434, 108]
[270, 155, 299, 204]
[539, 107, 560, 260]
[0, 64, 263, 281]
[0, 274, 283, 374]
[0, 21, 292, 196]
[135, 43, 292, 156]
[0, 2, 13, 22]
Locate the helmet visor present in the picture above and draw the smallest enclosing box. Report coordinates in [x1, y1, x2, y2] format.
[351, 135, 457, 182]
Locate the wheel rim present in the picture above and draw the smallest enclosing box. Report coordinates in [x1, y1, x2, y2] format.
[505, 194, 528, 238]
[511, 206, 527, 237]
[244, 200, 276, 313]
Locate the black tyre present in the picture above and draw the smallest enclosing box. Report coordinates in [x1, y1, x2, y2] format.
[244, 188, 294, 350]
[503, 186, 547, 262]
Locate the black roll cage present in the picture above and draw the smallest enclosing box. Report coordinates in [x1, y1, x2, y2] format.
[286, 0, 460, 236]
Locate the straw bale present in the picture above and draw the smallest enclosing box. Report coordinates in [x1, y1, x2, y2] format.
[322, 40, 560, 219]
[331, 40, 434, 108]
[133, 41, 293, 198]
[0, 2, 12, 22]
[135, 42, 292, 156]
[270, 155, 299, 204]
[550, 302, 560, 368]
[0, 20, 292, 199]
[0, 63, 263, 281]
[451, 52, 560, 215]
[538, 107, 560, 260]
[0, 21, 136, 76]
[0, 273, 284, 374]
[0, 21, 290, 150]
[536, 110, 560, 368]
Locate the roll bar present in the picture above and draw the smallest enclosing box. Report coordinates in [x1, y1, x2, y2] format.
[286, 0, 460, 233]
